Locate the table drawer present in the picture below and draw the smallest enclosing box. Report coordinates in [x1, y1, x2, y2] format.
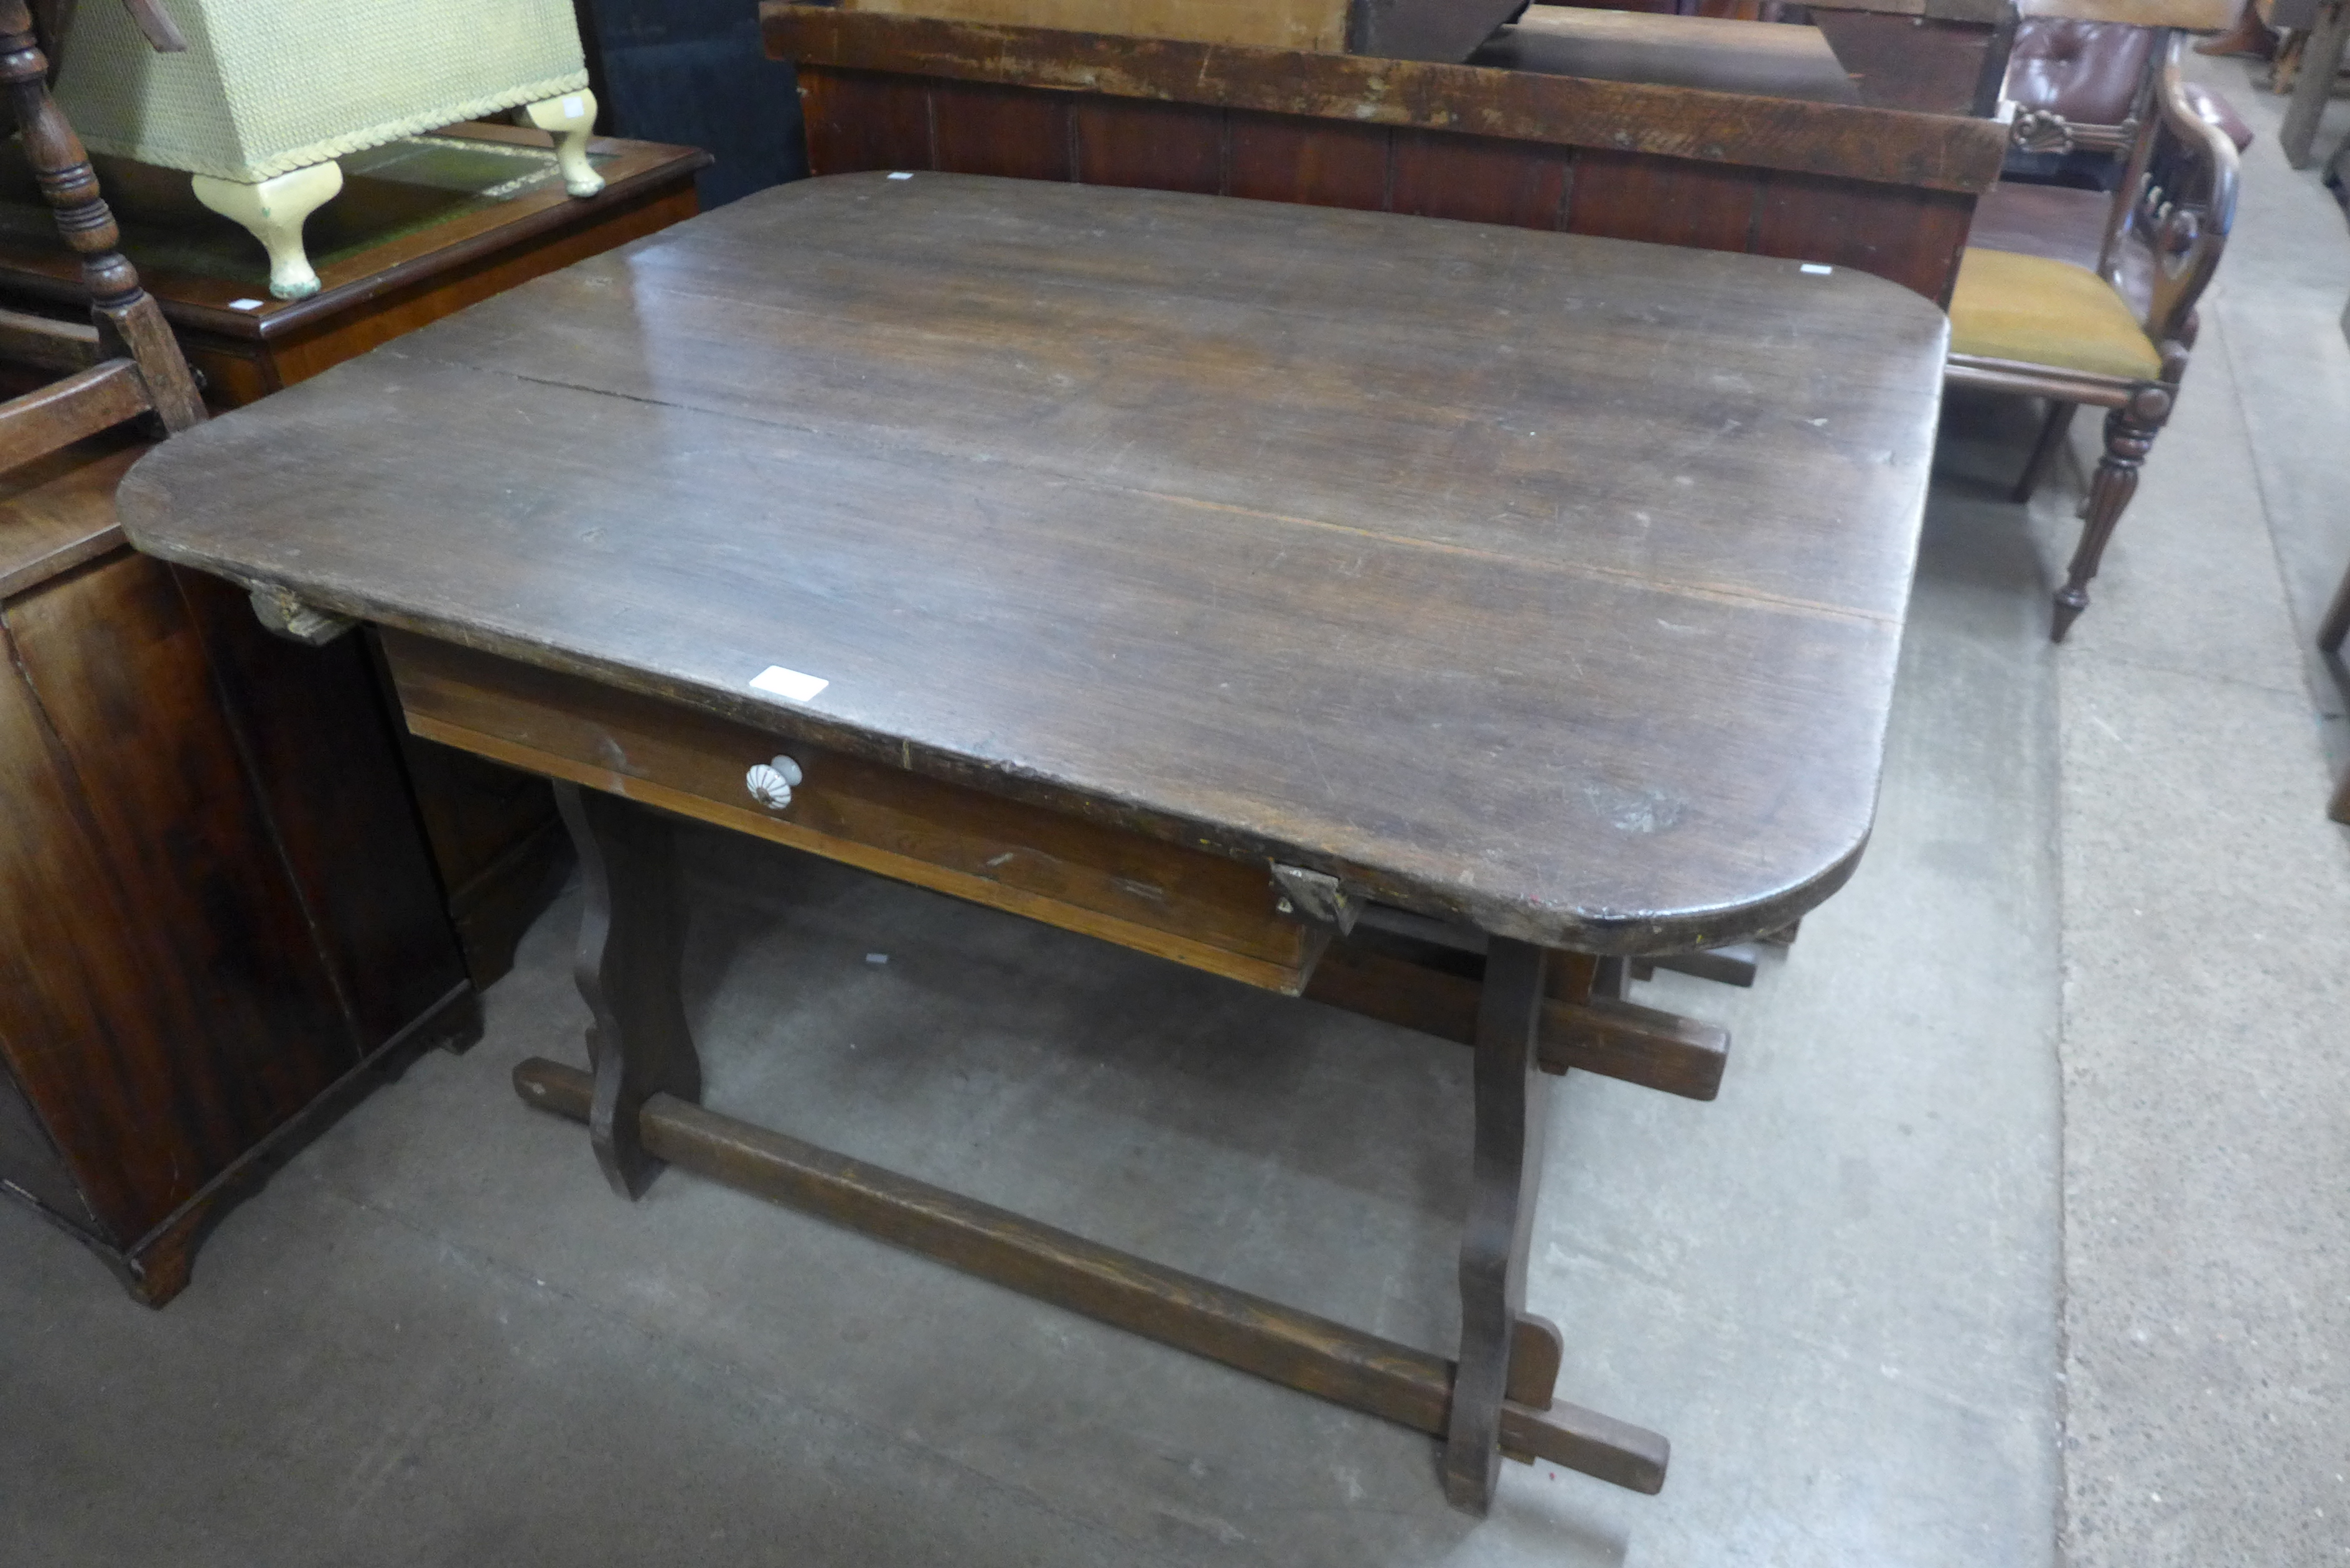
[381, 632, 1322, 992]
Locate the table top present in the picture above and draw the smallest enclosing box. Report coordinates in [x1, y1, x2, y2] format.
[119, 172, 1947, 951]
[0, 124, 709, 342]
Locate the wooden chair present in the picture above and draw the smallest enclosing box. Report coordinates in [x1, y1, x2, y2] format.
[0, 0, 202, 454]
[2323, 557, 2350, 823]
[1946, 30, 2237, 639]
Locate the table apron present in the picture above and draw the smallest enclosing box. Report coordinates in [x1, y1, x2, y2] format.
[380, 630, 1324, 992]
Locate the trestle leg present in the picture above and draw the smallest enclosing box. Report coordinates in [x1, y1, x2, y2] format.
[554, 782, 701, 1198]
[1443, 937, 1553, 1512]
[518, 824, 1671, 1506]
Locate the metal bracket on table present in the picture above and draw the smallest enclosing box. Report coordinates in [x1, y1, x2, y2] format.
[1270, 862, 1362, 936]
[246, 584, 357, 646]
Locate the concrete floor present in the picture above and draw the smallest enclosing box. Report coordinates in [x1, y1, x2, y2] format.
[6, 56, 2348, 1568]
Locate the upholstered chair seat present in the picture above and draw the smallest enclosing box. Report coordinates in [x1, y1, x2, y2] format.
[1947, 249, 2164, 383]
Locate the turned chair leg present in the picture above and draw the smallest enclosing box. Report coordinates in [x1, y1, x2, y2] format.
[191, 161, 344, 300]
[2053, 385, 2173, 642]
[519, 89, 605, 197]
[2013, 399, 2078, 504]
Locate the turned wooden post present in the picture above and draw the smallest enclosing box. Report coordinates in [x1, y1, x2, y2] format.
[0, 0, 202, 431]
[2053, 385, 2171, 642]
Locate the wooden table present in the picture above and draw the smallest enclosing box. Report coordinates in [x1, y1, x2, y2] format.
[119, 173, 1947, 1511]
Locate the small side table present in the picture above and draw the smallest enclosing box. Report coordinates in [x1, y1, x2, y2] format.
[0, 121, 713, 984]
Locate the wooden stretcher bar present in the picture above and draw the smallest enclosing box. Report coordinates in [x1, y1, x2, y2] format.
[513, 1058, 1672, 1494]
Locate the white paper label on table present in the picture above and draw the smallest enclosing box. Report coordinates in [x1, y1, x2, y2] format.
[1800, 264, 1833, 276]
[228, 298, 265, 310]
[750, 665, 829, 702]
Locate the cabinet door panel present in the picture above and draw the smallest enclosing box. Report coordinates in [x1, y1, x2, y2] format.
[0, 550, 356, 1240]
[172, 570, 464, 1043]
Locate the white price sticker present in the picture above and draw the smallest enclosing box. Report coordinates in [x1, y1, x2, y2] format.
[750, 665, 829, 702]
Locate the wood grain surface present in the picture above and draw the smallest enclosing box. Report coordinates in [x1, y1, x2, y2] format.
[762, 6, 2008, 194]
[837, 0, 1352, 53]
[0, 432, 141, 597]
[120, 173, 1945, 951]
[385, 630, 1324, 992]
[792, 61, 1983, 303]
[0, 549, 358, 1243]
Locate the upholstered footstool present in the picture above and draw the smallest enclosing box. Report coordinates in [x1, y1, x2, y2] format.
[56, 0, 602, 299]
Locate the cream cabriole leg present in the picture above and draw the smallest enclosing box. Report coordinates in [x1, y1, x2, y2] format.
[190, 161, 344, 300]
[519, 90, 604, 197]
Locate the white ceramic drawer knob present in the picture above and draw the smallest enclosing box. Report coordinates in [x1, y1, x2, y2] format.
[746, 755, 803, 811]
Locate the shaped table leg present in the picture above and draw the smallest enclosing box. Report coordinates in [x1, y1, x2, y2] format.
[1443, 935, 1553, 1512]
[550, 781, 701, 1198]
[519, 90, 606, 197]
[190, 162, 343, 300]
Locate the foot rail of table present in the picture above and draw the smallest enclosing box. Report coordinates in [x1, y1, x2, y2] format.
[512, 1055, 1670, 1498]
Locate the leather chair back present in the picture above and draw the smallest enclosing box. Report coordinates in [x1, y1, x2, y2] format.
[2007, 18, 2155, 128]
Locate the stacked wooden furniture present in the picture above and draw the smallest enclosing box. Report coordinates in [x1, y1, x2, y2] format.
[0, 123, 711, 984]
[0, 0, 473, 1304]
[761, 0, 2015, 306]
